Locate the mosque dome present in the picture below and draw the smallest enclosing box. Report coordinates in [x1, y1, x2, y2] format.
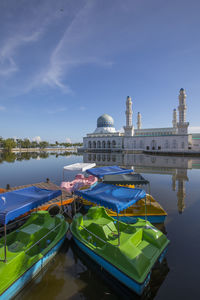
[94, 114, 116, 134]
[97, 114, 114, 128]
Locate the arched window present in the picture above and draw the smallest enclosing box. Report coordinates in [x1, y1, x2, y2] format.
[97, 154, 101, 161]
[172, 140, 177, 149]
[93, 154, 96, 161]
[93, 141, 96, 149]
[97, 141, 101, 148]
[151, 140, 157, 150]
[112, 140, 116, 148]
[107, 140, 111, 148]
[165, 140, 169, 149]
[102, 141, 106, 149]
[88, 141, 92, 149]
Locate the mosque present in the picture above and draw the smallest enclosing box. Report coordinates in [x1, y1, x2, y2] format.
[83, 89, 200, 152]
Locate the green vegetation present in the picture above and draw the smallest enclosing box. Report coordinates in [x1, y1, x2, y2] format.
[0, 136, 83, 152]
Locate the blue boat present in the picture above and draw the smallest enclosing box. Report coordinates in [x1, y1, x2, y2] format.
[71, 184, 169, 295]
[0, 186, 68, 299]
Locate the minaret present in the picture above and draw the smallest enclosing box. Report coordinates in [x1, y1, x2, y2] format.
[124, 96, 134, 136]
[177, 179, 186, 214]
[172, 109, 177, 128]
[137, 112, 141, 130]
[177, 88, 189, 134]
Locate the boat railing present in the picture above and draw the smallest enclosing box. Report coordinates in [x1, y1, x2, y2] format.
[24, 221, 62, 254]
[79, 223, 117, 246]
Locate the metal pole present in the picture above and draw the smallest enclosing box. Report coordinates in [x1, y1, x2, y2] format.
[145, 195, 147, 224]
[117, 212, 120, 246]
[4, 224, 7, 262]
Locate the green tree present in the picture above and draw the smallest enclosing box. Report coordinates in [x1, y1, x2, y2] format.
[39, 141, 49, 149]
[3, 138, 17, 152]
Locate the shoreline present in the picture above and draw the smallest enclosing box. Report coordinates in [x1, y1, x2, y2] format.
[0, 147, 77, 153]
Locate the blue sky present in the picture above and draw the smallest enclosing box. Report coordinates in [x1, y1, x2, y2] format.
[0, 0, 200, 143]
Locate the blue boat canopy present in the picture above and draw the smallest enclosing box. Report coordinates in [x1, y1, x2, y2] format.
[0, 186, 61, 225]
[86, 166, 133, 178]
[75, 183, 146, 213]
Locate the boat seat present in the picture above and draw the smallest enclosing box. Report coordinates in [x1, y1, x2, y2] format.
[8, 241, 25, 253]
[86, 221, 117, 240]
[20, 224, 42, 235]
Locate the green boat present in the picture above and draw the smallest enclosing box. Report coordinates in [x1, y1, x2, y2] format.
[72, 183, 169, 295]
[0, 186, 68, 299]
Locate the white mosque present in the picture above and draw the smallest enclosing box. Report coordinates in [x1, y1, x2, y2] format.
[83, 89, 200, 152]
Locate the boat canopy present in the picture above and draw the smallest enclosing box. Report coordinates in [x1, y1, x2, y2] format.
[75, 183, 146, 213]
[103, 173, 149, 185]
[0, 186, 61, 225]
[86, 166, 133, 178]
[63, 163, 96, 172]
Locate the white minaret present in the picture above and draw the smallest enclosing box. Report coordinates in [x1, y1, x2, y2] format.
[124, 96, 134, 136]
[177, 88, 189, 134]
[137, 112, 141, 129]
[172, 109, 177, 128]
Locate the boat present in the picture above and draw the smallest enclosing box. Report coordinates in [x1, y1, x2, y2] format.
[86, 165, 133, 179]
[61, 173, 98, 193]
[79, 172, 167, 224]
[81, 194, 167, 224]
[0, 186, 68, 299]
[71, 183, 169, 295]
[61, 163, 97, 193]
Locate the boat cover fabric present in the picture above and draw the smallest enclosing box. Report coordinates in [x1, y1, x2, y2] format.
[0, 186, 61, 225]
[103, 173, 149, 185]
[63, 163, 96, 172]
[86, 166, 133, 178]
[74, 183, 146, 213]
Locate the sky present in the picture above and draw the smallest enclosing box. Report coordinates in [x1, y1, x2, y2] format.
[0, 0, 200, 143]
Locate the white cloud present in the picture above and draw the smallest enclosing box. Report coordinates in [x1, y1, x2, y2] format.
[46, 107, 67, 114]
[65, 137, 71, 143]
[189, 127, 200, 133]
[0, 106, 5, 111]
[32, 136, 42, 142]
[80, 106, 86, 111]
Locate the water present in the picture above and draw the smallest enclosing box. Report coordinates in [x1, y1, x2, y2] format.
[1, 151, 200, 299]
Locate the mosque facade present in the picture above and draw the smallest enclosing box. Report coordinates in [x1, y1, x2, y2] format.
[83, 89, 200, 152]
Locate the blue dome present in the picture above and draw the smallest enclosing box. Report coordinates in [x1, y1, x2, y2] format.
[97, 114, 114, 128]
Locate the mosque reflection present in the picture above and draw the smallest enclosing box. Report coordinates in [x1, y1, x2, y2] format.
[83, 152, 200, 214]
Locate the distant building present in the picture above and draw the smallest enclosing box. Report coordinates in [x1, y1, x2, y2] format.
[83, 89, 200, 152]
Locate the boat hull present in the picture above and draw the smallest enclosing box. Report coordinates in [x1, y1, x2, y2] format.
[1, 235, 66, 300]
[73, 236, 150, 295]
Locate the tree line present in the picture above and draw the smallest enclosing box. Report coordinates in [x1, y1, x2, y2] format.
[0, 137, 83, 152]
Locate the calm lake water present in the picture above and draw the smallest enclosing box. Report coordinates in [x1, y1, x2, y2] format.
[1, 151, 200, 300]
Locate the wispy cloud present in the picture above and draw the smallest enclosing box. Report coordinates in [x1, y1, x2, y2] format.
[46, 107, 67, 114]
[80, 106, 86, 111]
[32, 136, 42, 142]
[0, 106, 6, 111]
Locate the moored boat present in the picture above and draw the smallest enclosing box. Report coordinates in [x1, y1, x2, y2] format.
[71, 184, 169, 295]
[0, 186, 68, 299]
[61, 163, 97, 193]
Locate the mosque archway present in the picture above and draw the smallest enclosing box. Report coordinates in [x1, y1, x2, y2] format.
[112, 140, 116, 148]
[151, 140, 157, 150]
[107, 141, 111, 148]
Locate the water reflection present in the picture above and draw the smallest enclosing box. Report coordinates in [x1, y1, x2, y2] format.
[0, 151, 79, 163]
[84, 152, 200, 214]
